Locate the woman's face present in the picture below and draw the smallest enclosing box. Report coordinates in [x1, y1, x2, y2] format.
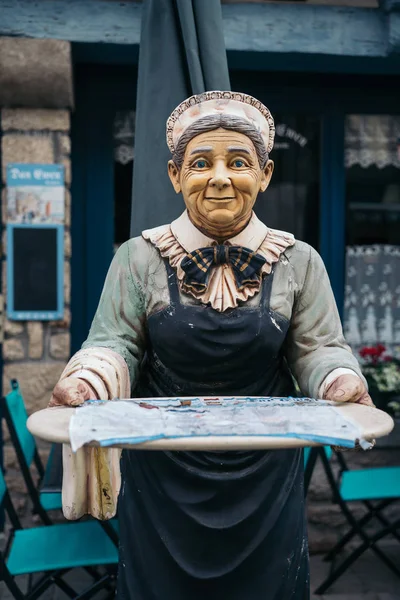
[168, 128, 274, 239]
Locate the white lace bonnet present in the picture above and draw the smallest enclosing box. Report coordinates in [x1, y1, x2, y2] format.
[166, 91, 275, 155]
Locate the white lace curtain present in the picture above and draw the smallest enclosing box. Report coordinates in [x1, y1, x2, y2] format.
[114, 111, 135, 165]
[345, 115, 400, 170]
[343, 245, 400, 356]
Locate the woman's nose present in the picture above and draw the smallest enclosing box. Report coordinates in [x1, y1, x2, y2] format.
[209, 164, 231, 190]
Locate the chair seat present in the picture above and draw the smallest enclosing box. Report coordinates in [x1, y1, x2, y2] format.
[7, 520, 119, 575]
[40, 492, 62, 511]
[340, 466, 400, 501]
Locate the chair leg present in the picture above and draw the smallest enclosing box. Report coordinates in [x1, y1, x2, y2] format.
[53, 575, 78, 598]
[2, 570, 26, 600]
[365, 500, 400, 544]
[324, 499, 393, 562]
[75, 573, 115, 600]
[26, 574, 54, 600]
[27, 569, 72, 600]
[336, 498, 400, 577]
[315, 518, 400, 595]
[304, 447, 319, 495]
[317, 451, 398, 570]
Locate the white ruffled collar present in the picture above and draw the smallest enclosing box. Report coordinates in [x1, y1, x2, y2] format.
[143, 211, 295, 312]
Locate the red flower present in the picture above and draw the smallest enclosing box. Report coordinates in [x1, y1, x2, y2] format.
[359, 344, 387, 364]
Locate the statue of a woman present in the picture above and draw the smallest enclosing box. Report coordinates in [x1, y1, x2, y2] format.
[51, 92, 372, 600]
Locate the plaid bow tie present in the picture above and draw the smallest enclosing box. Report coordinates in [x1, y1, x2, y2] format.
[180, 245, 267, 292]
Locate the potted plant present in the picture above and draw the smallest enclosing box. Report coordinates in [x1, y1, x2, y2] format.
[359, 344, 400, 416]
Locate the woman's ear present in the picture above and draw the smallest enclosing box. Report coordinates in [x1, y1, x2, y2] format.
[260, 159, 274, 193]
[168, 160, 181, 194]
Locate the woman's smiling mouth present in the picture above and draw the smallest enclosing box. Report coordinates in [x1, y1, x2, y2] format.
[204, 197, 236, 201]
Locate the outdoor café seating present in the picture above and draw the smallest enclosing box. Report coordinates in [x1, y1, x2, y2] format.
[1, 380, 399, 598]
[2, 380, 61, 524]
[0, 463, 119, 599]
[305, 445, 400, 594]
[0, 381, 119, 599]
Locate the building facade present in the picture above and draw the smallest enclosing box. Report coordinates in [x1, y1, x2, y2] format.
[0, 0, 399, 544]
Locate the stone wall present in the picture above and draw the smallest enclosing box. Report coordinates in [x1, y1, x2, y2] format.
[1, 108, 71, 509]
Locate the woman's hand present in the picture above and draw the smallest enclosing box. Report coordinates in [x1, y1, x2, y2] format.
[49, 377, 95, 407]
[323, 374, 374, 407]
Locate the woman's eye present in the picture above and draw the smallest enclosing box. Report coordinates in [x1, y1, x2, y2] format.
[194, 159, 208, 169]
[233, 159, 245, 168]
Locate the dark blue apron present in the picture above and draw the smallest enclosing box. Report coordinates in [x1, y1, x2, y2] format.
[117, 261, 309, 600]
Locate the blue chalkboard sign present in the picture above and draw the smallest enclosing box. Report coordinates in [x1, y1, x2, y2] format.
[7, 224, 64, 320]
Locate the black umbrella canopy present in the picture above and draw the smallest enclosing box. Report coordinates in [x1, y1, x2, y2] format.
[130, 0, 231, 237]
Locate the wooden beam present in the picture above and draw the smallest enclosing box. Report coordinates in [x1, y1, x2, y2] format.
[388, 12, 400, 52]
[380, 0, 400, 53]
[0, 0, 394, 58]
[221, 3, 386, 56]
[0, 0, 142, 45]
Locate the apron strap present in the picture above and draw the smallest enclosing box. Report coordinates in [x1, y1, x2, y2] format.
[260, 268, 275, 308]
[164, 259, 182, 304]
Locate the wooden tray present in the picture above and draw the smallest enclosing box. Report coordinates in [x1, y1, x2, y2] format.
[27, 401, 395, 451]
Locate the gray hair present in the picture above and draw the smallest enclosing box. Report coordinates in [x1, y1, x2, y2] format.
[172, 114, 269, 170]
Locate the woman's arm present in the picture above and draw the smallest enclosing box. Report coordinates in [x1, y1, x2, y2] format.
[50, 240, 148, 520]
[285, 244, 368, 401]
[50, 240, 147, 407]
[82, 239, 147, 384]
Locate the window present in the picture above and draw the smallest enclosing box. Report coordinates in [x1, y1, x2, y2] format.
[113, 111, 135, 251]
[256, 115, 320, 249]
[343, 115, 400, 354]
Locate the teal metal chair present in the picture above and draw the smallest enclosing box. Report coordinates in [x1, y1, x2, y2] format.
[303, 445, 333, 495]
[311, 448, 400, 594]
[2, 379, 61, 523]
[0, 465, 119, 599]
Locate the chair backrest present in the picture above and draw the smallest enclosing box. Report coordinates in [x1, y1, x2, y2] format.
[4, 380, 36, 467]
[303, 447, 310, 468]
[304, 445, 333, 469]
[2, 380, 51, 525]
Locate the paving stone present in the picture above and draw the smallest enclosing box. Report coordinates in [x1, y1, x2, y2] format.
[310, 544, 400, 597]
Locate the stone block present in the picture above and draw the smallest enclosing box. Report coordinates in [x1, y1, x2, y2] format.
[64, 260, 71, 304]
[2, 260, 6, 297]
[1, 109, 70, 132]
[3, 338, 25, 360]
[50, 306, 71, 329]
[65, 188, 71, 227]
[61, 158, 71, 185]
[50, 332, 70, 360]
[57, 133, 71, 156]
[1, 187, 7, 222]
[3, 361, 66, 413]
[64, 229, 71, 258]
[0, 38, 73, 108]
[1, 134, 54, 183]
[4, 319, 24, 336]
[27, 322, 44, 359]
